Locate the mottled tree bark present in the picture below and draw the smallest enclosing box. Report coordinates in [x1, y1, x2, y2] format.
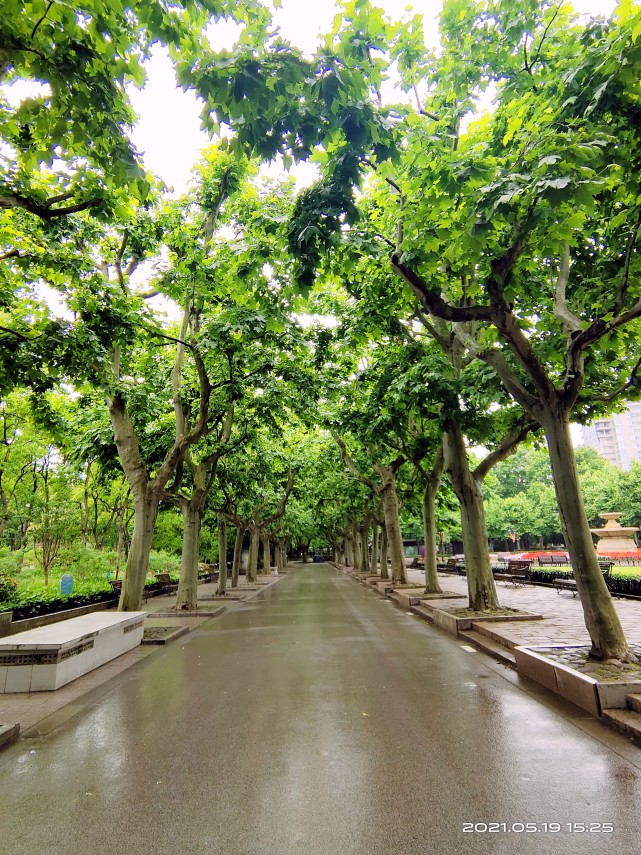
[359, 516, 371, 573]
[543, 410, 631, 660]
[231, 524, 245, 588]
[216, 515, 228, 595]
[444, 425, 498, 610]
[380, 524, 389, 580]
[261, 530, 271, 573]
[344, 530, 355, 567]
[175, 500, 202, 609]
[376, 465, 406, 584]
[370, 521, 379, 574]
[247, 523, 259, 583]
[422, 446, 444, 594]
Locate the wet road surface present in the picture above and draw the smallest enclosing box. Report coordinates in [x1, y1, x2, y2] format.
[1, 563, 640, 855]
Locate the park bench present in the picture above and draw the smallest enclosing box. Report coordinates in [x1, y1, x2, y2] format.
[154, 572, 179, 595]
[0, 611, 145, 692]
[553, 561, 614, 597]
[199, 564, 219, 584]
[109, 578, 149, 603]
[538, 554, 569, 567]
[493, 559, 532, 586]
[437, 557, 465, 575]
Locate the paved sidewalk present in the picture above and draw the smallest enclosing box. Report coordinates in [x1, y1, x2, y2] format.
[0, 574, 281, 737]
[405, 568, 641, 649]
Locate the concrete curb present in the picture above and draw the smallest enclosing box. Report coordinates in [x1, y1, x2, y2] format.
[0, 722, 20, 748]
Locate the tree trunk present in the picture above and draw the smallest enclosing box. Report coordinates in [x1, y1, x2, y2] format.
[217, 515, 228, 595]
[120, 490, 159, 611]
[261, 530, 271, 573]
[376, 466, 406, 583]
[231, 524, 244, 588]
[359, 517, 370, 573]
[175, 501, 201, 609]
[344, 530, 355, 567]
[276, 540, 287, 572]
[380, 524, 389, 579]
[247, 523, 259, 583]
[370, 521, 379, 574]
[423, 463, 443, 594]
[80, 461, 91, 547]
[352, 519, 362, 569]
[444, 425, 498, 610]
[542, 410, 631, 660]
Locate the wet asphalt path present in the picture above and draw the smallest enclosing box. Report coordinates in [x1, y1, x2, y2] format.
[1, 563, 640, 855]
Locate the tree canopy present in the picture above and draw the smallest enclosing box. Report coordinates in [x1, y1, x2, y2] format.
[3, 0, 641, 659]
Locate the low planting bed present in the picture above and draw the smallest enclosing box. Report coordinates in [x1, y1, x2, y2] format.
[527, 568, 641, 598]
[417, 599, 542, 635]
[9, 590, 117, 621]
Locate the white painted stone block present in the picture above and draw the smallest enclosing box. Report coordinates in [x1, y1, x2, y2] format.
[5, 665, 32, 693]
[0, 612, 145, 692]
[29, 663, 58, 692]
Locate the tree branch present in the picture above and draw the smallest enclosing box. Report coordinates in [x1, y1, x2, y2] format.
[263, 471, 296, 525]
[0, 326, 31, 342]
[473, 418, 538, 483]
[613, 208, 641, 315]
[0, 191, 102, 219]
[391, 255, 495, 322]
[586, 353, 641, 404]
[330, 430, 378, 491]
[30, 1, 54, 41]
[553, 243, 582, 333]
[476, 347, 540, 414]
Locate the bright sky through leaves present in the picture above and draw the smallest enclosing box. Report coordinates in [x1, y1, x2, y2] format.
[128, 0, 616, 193]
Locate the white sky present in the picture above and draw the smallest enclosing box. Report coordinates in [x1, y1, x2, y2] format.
[128, 0, 617, 194]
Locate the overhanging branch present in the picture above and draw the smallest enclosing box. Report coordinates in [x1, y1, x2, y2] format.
[0, 190, 102, 220]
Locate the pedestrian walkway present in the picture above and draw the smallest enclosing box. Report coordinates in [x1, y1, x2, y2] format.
[0, 574, 280, 736]
[404, 568, 641, 649]
[1, 563, 640, 855]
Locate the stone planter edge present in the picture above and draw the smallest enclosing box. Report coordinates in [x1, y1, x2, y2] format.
[513, 644, 641, 716]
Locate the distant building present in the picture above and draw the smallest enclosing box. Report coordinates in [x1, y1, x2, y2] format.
[581, 403, 641, 470]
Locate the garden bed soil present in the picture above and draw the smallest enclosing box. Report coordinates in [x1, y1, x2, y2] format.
[142, 625, 189, 645]
[152, 605, 226, 618]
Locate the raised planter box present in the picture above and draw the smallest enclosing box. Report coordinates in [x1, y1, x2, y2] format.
[0, 611, 145, 692]
[4, 600, 116, 637]
[0, 611, 12, 635]
[0, 722, 20, 748]
[514, 645, 641, 716]
[417, 600, 542, 636]
[388, 588, 427, 609]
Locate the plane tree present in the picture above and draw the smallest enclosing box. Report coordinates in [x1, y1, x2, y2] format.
[188, 0, 641, 658]
[0, 0, 265, 237]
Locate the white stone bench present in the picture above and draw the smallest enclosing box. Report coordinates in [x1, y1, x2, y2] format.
[0, 612, 145, 693]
